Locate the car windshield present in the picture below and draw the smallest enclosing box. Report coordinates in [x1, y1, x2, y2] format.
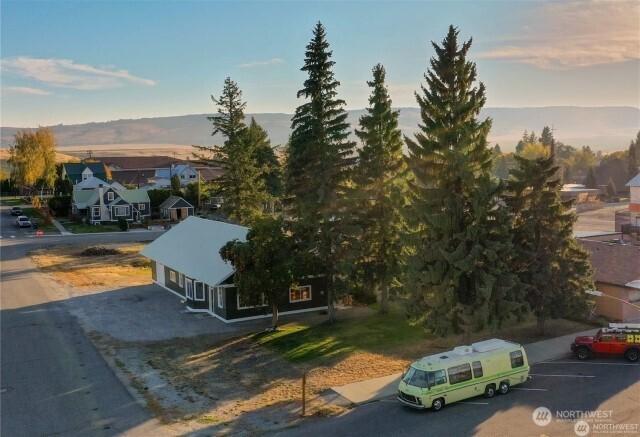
[402, 366, 429, 388]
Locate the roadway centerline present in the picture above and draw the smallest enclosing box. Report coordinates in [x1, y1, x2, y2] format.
[511, 387, 548, 391]
[529, 373, 595, 378]
[539, 361, 639, 366]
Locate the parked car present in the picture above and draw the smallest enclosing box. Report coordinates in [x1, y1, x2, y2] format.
[398, 339, 529, 411]
[15, 216, 32, 228]
[10, 207, 23, 216]
[571, 323, 640, 362]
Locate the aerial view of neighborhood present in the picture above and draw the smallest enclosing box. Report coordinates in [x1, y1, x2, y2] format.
[1, 1, 639, 436]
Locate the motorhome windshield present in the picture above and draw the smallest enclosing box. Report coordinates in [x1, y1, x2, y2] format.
[402, 367, 446, 388]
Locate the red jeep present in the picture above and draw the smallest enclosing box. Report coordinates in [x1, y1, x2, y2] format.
[572, 324, 640, 362]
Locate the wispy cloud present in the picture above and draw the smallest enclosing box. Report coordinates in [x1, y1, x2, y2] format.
[478, 1, 640, 70]
[1, 57, 157, 90]
[237, 57, 285, 68]
[3, 86, 51, 96]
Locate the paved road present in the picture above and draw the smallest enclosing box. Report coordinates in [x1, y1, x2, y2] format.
[0, 206, 167, 436]
[277, 359, 639, 437]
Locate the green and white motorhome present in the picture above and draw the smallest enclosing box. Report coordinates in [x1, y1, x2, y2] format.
[398, 338, 530, 411]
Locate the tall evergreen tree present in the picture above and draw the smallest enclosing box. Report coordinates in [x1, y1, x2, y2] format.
[405, 26, 522, 335]
[505, 155, 592, 335]
[196, 78, 269, 225]
[350, 64, 408, 314]
[247, 117, 283, 198]
[287, 22, 356, 322]
[540, 126, 554, 147]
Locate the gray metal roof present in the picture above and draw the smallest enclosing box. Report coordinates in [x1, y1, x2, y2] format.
[141, 216, 248, 286]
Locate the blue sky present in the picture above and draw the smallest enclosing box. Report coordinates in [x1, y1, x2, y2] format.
[1, 0, 639, 126]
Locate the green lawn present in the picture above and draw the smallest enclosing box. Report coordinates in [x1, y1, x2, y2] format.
[254, 307, 596, 365]
[0, 197, 26, 206]
[254, 309, 427, 363]
[21, 207, 58, 232]
[66, 223, 122, 233]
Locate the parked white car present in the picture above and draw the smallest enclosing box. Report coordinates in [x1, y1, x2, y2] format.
[15, 216, 32, 228]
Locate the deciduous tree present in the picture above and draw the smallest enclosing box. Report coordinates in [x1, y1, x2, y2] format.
[220, 217, 295, 330]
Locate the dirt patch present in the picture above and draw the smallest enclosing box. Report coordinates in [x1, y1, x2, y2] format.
[30, 243, 151, 289]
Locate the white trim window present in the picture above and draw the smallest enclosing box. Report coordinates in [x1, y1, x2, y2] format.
[138, 203, 146, 211]
[289, 285, 312, 303]
[107, 191, 115, 201]
[92, 206, 100, 218]
[178, 273, 184, 287]
[237, 290, 267, 310]
[185, 279, 194, 299]
[194, 281, 205, 301]
[169, 270, 176, 282]
[113, 205, 128, 217]
[217, 287, 224, 308]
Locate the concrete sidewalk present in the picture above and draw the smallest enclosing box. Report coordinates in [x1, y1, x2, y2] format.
[330, 328, 599, 405]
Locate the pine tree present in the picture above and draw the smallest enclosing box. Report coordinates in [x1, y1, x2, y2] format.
[287, 22, 356, 322]
[350, 64, 408, 314]
[197, 78, 269, 225]
[505, 155, 593, 335]
[540, 126, 554, 147]
[585, 167, 597, 189]
[247, 118, 283, 198]
[405, 26, 522, 335]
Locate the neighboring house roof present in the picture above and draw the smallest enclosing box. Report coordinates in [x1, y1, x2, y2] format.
[197, 167, 222, 181]
[101, 156, 186, 170]
[63, 162, 108, 179]
[111, 170, 156, 186]
[117, 188, 151, 204]
[626, 173, 640, 187]
[72, 190, 99, 209]
[159, 195, 194, 210]
[73, 176, 109, 190]
[578, 238, 640, 286]
[141, 216, 248, 286]
[72, 187, 150, 209]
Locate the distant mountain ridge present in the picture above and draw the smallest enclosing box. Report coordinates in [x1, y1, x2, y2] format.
[2, 106, 638, 152]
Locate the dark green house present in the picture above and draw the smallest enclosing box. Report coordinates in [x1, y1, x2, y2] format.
[61, 162, 109, 185]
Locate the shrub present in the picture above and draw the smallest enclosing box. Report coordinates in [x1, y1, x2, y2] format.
[80, 246, 122, 256]
[47, 196, 71, 217]
[117, 217, 129, 231]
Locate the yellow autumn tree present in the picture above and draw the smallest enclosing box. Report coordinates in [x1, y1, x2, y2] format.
[9, 128, 57, 188]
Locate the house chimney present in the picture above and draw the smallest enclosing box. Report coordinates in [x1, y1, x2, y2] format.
[98, 184, 105, 222]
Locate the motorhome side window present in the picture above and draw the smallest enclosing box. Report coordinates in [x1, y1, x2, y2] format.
[471, 360, 483, 378]
[510, 350, 524, 368]
[447, 363, 472, 384]
[427, 369, 447, 386]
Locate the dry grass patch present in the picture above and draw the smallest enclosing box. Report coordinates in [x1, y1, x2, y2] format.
[31, 243, 151, 289]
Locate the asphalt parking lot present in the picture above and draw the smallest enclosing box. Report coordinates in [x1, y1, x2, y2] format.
[278, 358, 640, 437]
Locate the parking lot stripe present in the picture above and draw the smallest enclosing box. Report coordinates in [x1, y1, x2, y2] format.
[529, 373, 595, 378]
[539, 361, 639, 366]
[511, 388, 548, 391]
[459, 401, 489, 405]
